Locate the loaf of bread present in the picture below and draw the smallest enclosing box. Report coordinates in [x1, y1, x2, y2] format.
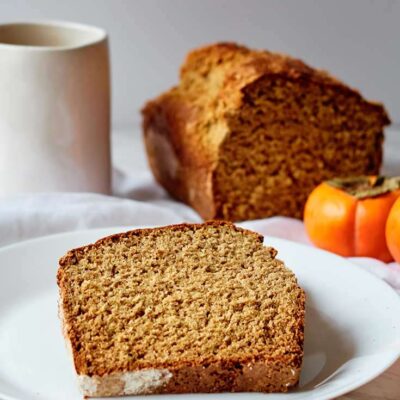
[142, 42, 390, 221]
[57, 221, 305, 397]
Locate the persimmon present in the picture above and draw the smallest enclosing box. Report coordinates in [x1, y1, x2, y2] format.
[386, 197, 400, 263]
[304, 176, 400, 262]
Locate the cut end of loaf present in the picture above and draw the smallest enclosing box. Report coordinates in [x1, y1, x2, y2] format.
[58, 221, 305, 396]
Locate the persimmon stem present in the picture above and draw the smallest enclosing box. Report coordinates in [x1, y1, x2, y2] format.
[328, 176, 400, 199]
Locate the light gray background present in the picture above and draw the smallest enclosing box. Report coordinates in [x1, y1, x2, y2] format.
[1, 0, 399, 126]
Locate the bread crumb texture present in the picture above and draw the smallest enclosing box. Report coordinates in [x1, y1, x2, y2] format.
[58, 222, 305, 395]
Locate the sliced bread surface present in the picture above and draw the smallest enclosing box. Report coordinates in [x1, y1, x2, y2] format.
[57, 221, 305, 397]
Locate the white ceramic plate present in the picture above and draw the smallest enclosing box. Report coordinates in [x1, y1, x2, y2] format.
[0, 227, 400, 400]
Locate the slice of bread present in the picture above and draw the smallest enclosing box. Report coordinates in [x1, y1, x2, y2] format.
[57, 222, 305, 397]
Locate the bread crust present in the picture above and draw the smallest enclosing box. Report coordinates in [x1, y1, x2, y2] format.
[74, 355, 304, 396]
[142, 42, 390, 221]
[58, 221, 305, 397]
[142, 95, 218, 219]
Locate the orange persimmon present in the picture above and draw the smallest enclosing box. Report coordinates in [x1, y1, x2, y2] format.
[386, 197, 400, 263]
[304, 176, 400, 262]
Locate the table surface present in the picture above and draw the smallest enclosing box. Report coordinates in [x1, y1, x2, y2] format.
[112, 125, 400, 399]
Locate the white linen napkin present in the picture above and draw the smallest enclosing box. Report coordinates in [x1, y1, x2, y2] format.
[0, 168, 399, 294]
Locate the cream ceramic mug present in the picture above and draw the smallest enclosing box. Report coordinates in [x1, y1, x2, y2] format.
[0, 21, 111, 195]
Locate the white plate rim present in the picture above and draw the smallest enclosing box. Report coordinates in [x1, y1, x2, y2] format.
[0, 225, 399, 400]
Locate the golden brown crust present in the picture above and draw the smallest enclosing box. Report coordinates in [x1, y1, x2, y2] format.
[142, 42, 390, 221]
[78, 359, 302, 396]
[180, 42, 389, 118]
[57, 221, 304, 396]
[160, 357, 302, 394]
[142, 97, 217, 219]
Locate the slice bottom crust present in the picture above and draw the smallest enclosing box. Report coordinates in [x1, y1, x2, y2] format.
[57, 222, 305, 397]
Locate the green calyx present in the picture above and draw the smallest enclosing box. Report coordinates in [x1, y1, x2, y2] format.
[327, 176, 400, 199]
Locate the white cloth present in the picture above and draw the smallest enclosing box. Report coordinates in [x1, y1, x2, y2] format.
[1, 168, 399, 294]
